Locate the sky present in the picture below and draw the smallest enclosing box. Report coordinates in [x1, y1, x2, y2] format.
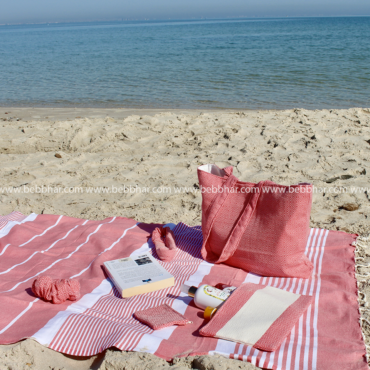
[1, 0, 370, 24]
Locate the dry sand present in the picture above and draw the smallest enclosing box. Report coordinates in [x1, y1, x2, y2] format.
[0, 107, 370, 369]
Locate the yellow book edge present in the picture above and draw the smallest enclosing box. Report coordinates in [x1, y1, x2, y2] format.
[121, 277, 175, 298]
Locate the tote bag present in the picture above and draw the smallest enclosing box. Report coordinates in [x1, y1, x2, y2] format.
[198, 164, 313, 278]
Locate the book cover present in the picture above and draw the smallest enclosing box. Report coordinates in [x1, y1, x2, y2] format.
[104, 253, 174, 298]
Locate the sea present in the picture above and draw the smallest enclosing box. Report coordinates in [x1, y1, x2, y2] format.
[0, 17, 369, 109]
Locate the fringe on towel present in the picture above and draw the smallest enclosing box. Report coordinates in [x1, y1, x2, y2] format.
[353, 234, 370, 364]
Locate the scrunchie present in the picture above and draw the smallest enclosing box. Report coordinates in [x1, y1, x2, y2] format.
[32, 276, 80, 304]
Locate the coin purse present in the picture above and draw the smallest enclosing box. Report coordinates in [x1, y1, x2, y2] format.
[134, 303, 191, 330]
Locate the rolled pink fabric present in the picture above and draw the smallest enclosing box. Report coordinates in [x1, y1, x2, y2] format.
[32, 276, 80, 304]
[151, 226, 177, 262]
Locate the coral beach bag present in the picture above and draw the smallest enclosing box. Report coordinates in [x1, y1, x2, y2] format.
[198, 164, 313, 278]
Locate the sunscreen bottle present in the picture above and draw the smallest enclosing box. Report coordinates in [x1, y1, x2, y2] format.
[181, 284, 235, 310]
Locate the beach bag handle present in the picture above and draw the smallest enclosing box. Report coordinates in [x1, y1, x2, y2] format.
[201, 168, 265, 263]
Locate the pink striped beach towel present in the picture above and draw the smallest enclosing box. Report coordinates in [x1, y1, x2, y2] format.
[0, 211, 27, 230]
[0, 212, 367, 370]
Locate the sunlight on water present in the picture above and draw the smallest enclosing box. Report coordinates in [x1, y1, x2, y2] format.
[0, 17, 369, 109]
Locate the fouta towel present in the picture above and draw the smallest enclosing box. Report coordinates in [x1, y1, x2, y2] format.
[0, 212, 367, 370]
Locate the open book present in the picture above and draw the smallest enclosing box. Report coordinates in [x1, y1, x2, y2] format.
[104, 253, 174, 298]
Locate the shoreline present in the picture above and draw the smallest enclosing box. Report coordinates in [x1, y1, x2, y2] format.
[1, 106, 369, 122]
[0, 107, 242, 122]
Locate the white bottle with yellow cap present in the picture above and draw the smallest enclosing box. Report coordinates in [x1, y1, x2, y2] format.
[181, 284, 234, 310]
[204, 306, 218, 319]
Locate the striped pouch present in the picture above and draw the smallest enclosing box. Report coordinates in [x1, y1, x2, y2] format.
[134, 304, 191, 330]
[199, 283, 312, 352]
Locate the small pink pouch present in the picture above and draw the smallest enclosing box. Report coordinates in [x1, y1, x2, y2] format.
[200, 283, 312, 352]
[134, 304, 191, 330]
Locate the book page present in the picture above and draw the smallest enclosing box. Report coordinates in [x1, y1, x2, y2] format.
[108, 255, 167, 284]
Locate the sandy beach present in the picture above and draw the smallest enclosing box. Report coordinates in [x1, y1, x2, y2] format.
[1, 107, 370, 369]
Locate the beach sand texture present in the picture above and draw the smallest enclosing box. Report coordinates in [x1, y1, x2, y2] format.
[0, 107, 370, 369]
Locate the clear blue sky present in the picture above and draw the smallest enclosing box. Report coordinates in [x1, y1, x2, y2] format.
[1, 0, 370, 24]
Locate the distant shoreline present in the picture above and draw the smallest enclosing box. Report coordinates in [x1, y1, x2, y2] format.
[1, 106, 369, 122]
[1, 105, 369, 117]
[0, 107, 253, 122]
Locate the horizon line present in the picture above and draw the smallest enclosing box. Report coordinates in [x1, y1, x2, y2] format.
[1, 14, 370, 27]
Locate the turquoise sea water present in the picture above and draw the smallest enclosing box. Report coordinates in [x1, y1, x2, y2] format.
[0, 17, 369, 109]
